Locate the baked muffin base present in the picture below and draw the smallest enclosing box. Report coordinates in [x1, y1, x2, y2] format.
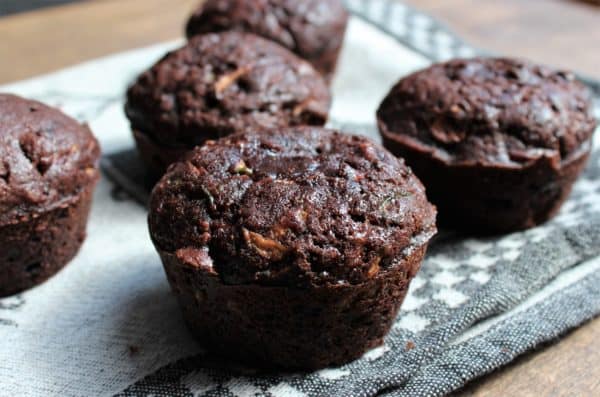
[0, 187, 95, 297]
[132, 129, 190, 181]
[381, 128, 591, 234]
[159, 244, 428, 370]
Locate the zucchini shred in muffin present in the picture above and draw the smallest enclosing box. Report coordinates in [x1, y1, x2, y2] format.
[125, 31, 330, 179]
[148, 127, 436, 369]
[0, 94, 100, 297]
[377, 57, 597, 233]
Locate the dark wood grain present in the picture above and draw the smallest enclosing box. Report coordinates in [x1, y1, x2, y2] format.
[457, 317, 600, 397]
[403, 0, 600, 79]
[0, 0, 198, 83]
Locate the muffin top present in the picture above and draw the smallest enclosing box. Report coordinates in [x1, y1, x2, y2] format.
[377, 58, 597, 167]
[185, 0, 349, 78]
[0, 94, 100, 225]
[125, 32, 330, 148]
[149, 127, 436, 288]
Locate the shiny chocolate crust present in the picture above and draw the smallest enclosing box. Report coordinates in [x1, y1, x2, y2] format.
[377, 58, 597, 233]
[125, 31, 330, 177]
[185, 0, 349, 81]
[149, 127, 436, 368]
[0, 94, 100, 296]
[149, 127, 436, 286]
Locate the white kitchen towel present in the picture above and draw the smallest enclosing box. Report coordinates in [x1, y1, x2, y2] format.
[1, 1, 599, 396]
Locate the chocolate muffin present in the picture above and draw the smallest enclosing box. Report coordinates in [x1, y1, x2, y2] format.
[125, 31, 330, 179]
[185, 0, 349, 82]
[0, 94, 100, 297]
[148, 127, 436, 369]
[377, 58, 597, 233]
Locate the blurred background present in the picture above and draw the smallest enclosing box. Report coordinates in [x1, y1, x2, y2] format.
[1, 0, 77, 15]
[0, 0, 598, 84]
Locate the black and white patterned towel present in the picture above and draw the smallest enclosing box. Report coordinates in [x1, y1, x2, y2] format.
[1, 1, 599, 396]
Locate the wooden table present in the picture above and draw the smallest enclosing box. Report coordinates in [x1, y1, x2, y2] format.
[0, 1, 598, 395]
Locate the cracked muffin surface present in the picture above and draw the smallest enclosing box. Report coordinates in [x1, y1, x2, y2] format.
[377, 58, 597, 233]
[185, 0, 349, 81]
[0, 93, 100, 296]
[149, 127, 436, 287]
[377, 57, 596, 167]
[125, 31, 330, 149]
[0, 94, 100, 225]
